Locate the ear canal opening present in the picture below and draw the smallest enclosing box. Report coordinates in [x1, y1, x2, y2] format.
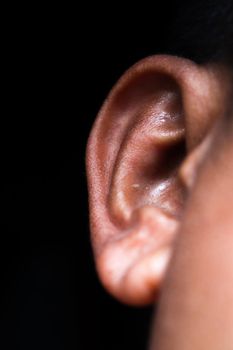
[131, 138, 187, 220]
[146, 139, 187, 181]
[152, 139, 188, 218]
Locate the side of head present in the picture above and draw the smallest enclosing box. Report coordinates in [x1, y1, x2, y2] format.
[86, 1, 233, 306]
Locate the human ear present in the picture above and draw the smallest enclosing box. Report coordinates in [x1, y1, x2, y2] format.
[86, 55, 228, 305]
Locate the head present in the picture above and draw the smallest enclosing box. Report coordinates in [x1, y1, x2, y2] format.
[86, 0, 233, 330]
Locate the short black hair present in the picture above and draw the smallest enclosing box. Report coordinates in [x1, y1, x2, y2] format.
[120, 1, 233, 71]
[167, 0, 233, 65]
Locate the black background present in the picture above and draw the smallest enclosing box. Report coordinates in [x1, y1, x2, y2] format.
[1, 5, 182, 349]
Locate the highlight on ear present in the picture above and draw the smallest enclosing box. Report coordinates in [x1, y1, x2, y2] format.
[86, 55, 222, 305]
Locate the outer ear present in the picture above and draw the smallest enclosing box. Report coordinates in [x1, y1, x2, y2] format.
[86, 55, 225, 305]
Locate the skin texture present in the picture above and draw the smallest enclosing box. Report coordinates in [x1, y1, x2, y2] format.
[86, 55, 233, 348]
[150, 117, 233, 349]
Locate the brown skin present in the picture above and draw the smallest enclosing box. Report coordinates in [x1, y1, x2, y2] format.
[86, 55, 233, 348]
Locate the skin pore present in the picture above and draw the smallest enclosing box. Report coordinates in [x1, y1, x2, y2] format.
[86, 57, 233, 348]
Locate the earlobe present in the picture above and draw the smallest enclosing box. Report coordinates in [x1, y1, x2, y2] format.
[86, 55, 222, 305]
[98, 205, 179, 305]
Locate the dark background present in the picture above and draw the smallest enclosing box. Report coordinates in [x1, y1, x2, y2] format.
[1, 5, 189, 349]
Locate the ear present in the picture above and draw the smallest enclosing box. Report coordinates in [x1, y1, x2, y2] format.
[86, 55, 227, 305]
